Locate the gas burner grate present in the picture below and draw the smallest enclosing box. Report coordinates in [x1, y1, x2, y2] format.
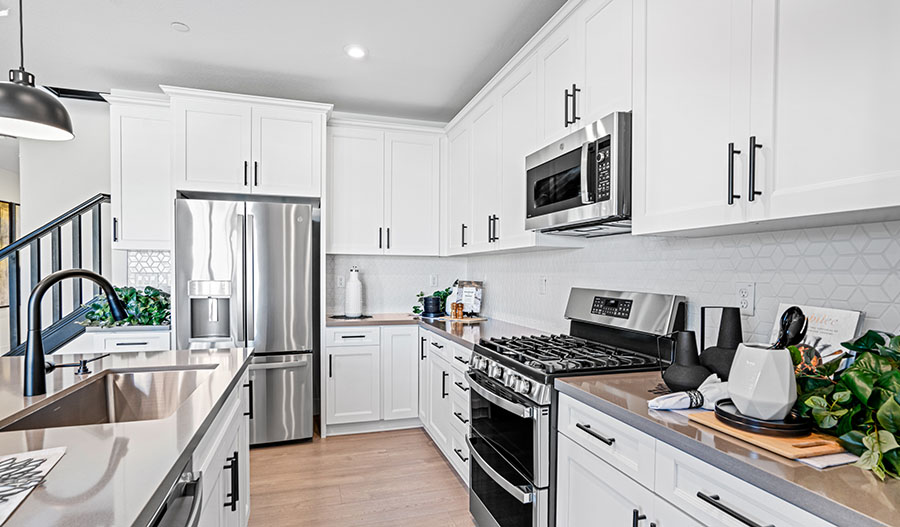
[482, 334, 658, 375]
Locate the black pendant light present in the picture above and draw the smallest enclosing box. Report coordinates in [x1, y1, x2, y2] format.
[0, 0, 73, 141]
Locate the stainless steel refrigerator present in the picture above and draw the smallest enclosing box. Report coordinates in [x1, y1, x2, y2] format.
[174, 197, 315, 444]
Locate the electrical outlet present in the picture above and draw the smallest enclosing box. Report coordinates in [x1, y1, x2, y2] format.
[539, 276, 549, 295]
[336, 275, 345, 288]
[429, 274, 438, 287]
[736, 282, 755, 316]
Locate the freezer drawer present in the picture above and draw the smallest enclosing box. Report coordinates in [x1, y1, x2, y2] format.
[249, 353, 313, 445]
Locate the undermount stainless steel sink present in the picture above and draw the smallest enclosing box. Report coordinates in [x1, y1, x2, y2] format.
[0, 366, 216, 432]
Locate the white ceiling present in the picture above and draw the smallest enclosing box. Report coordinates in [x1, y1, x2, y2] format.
[0, 0, 567, 122]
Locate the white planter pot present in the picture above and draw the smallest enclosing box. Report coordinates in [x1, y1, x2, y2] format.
[728, 343, 797, 421]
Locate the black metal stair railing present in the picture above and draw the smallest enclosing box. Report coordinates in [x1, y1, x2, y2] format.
[1, 193, 111, 356]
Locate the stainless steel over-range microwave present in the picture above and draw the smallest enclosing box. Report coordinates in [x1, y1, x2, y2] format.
[525, 111, 631, 237]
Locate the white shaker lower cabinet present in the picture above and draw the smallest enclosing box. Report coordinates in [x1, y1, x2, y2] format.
[194, 371, 250, 527]
[426, 353, 453, 451]
[417, 329, 431, 424]
[325, 345, 382, 425]
[556, 393, 838, 527]
[381, 326, 419, 420]
[556, 433, 654, 527]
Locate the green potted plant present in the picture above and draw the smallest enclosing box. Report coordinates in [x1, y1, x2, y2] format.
[80, 286, 171, 329]
[412, 287, 452, 315]
[792, 330, 900, 480]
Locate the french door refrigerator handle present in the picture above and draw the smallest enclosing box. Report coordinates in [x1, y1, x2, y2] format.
[246, 214, 256, 341]
[467, 437, 535, 504]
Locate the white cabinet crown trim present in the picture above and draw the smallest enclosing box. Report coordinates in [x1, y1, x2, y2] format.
[104, 89, 170, 107]
[160, 85, 333, 115]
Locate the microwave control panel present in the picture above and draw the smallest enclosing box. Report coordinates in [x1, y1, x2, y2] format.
[596, 140, 612, 202]
[591, 296, 632, 319]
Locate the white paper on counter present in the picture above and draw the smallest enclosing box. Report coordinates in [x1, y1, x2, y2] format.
[797, 452, 858, 470]
[0, 446, 66, 525]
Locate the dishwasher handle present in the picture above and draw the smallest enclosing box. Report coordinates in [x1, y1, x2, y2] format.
[149, 472, 203, 527]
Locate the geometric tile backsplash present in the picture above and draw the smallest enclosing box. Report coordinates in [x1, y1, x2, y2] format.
[327, 219, 900, 345]
[127, 250, 171, 291]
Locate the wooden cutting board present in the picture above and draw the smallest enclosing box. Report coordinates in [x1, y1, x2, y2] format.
[688, 411, 844, 459]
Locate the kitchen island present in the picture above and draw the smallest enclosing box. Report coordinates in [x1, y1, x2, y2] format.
[556, 371, 900, 527]
[0, 348, 252, 527]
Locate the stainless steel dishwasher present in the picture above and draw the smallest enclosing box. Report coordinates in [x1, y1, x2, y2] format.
[248, 352, 314, 444]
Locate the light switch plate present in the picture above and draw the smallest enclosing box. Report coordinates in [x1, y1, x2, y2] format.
[336, 276, 345, 288]
[736, 282, 755, 316]
[539, 276, 549, 295]
[429, 274, 439, 287]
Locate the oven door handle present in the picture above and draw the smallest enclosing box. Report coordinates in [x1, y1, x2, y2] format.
[467, 373, 534, 419]
[579, 140, 591, 204]
[467, 437, 535, 504]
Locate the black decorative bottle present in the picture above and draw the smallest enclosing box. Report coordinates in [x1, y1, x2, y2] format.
[663, 331, 711, 392]
[699, 307, 743, 381]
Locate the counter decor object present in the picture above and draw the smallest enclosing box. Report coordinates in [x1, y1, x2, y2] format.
[413, 286, 451, 316]
[344, 266, 363, 318]
[729, 343, 798, 421]
[699, 306, 743, 380]
[79, 286, 170, 328]
[792, 329, 900, 480]
[648, 373, 727, 410]
[662, 331, 711, 392]
[0, 447, 66, 524]
[420, 296, 443, 318]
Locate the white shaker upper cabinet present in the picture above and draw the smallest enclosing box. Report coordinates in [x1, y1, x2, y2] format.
[172, 97, 251, 193]
[251, 105, 323, 197]
[384, 132, 440, 256]
[446, 124, 473, 255]
[107, 92, 172, 251]
[748, 0, 900, 224]
[326, 127, 385, 255]
[632, 0, 752, 235]
[469, 100, 502, 253]
[538, 17, 582, 143]
[576, 0, 633, 125]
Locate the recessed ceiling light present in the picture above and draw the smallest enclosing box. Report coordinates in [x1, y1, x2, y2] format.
[344, 44, 367, 60]
[170, 21, 191, 33]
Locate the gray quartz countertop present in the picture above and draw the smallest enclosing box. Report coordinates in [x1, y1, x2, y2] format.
[0, 348, 252, 527]
[556, 371, 900, 527]
[418, 317, 545, 349]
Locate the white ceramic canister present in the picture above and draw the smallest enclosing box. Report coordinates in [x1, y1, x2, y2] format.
[344, 266, 363, 318]
[728, 343, 797, 421]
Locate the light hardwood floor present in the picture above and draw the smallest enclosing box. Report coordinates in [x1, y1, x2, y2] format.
[249, 428, 475, 527]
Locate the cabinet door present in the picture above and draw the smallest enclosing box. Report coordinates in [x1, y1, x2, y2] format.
[251, 105, 323, 197]
[632, 0, 751, 235]
[380, 326, 419, 420]
[446, 124, 472, 255]
[418, 329, 431, 424]
[427, 355, 452, 450]
[577, 0, 633, 123]
[749, 0, 900, 222]
[469, 100, 501, 252]
[654, 496, 706, 527]
[326, 127, 385, 255]
[556, 434, 653, 527]
[110, 103, 172, 250]
[384, 132, 440, 255]
[538, 18, 582, 142]
[172, 97, 251, 193]
[497, 59, 540, 250]
[326, 345, 381, 424]
[239, 374, 250, 527]
[196, 473, 223, 527]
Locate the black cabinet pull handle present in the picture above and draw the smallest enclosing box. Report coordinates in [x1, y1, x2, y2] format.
[431, 341, 443, 349]
[571, 84, 581, 124]
[223, 452, 239, 511]
[243, 161, 248, 186]
[461, 223, 467, 247]
[454, 411, 469, 424]
[748, 136, 763, 201]
[575, 422, 615, 446]
[696, 492, 774, 527]
[253, 161, 258, 186]
[341, 334, 366, 339]
[564, 87, 570, 128]
[453, 448, 469, 462]
[728, 142, 742, 205]
[112, 218, 119, 242]
[454, 356, 469, 365]
[454, 380, 470, 392]
[632, 509, 647, 527]
[244, 380, 253, 419]
[442, 371, 448, 399]
[487, 215, 492, 243]
[420, 337, 426, 360]
[386, 227, 391, 249]
[378, 227, 382, 249]
[328, 354, 333, 378]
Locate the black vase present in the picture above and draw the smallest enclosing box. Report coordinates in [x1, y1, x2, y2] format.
[422, 296, 442, 317]
[699, 307, 743, 380]
[663, 331, 711, 392]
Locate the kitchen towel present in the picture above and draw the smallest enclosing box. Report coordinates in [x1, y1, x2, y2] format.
[0, 446, 66, 525]
[648, 374, 729, 411]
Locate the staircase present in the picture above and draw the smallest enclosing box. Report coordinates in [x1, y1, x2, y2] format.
[1, 193, 111, 356]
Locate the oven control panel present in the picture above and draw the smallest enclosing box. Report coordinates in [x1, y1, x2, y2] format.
[596, 141, 611, 202]
[591, 296, 632, 319]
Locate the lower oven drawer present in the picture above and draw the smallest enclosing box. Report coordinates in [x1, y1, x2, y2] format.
[468, 433, 548, 527]
[557, 393, 656, 489]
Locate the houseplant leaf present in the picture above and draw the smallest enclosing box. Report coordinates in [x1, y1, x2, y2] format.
[837, 430, 866, 455]
[876, 395, 900, 434]
[843, 330, 888, 353]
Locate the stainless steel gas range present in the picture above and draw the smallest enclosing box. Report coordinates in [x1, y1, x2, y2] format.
[467, 288, 686, 527]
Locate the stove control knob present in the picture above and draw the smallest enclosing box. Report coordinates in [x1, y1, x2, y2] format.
[505, 375, 518, 389]
[489, 364, 503, 380]
[515, 379, 532, 395]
